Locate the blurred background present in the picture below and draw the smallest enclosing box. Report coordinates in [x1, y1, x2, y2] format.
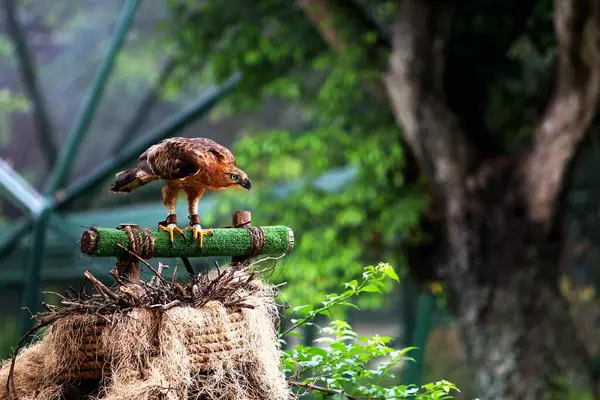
[0, 1, 599, 399]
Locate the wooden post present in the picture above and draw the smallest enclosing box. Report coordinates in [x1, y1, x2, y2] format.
[231, 210, 252, 266]
[232, 210, 251, 227]
[115, 223, 140, 283]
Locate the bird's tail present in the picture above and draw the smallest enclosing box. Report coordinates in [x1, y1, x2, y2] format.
[109, 168, 155, 193]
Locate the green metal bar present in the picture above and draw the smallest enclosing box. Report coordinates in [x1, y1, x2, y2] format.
[402, 292, 434, 385]
[112, 56, 177, 152]
[17, 0, 141, 338]
[18, 214, 49, 337]
[0, 159, 46, 216]
[3, 0, 57, 168]
[400, 279, 417, 349]
[54, 72, 242, 210]
[44, 0, 142, 195]
[73, 57, 177, 210]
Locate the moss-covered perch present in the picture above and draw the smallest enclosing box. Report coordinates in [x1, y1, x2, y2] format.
[80, 225, 294, 258]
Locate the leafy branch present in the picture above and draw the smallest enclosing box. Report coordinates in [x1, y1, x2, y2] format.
[279, 262, 400, 338]
[291, 380, 459, 400]
[279, 263, 461, 399]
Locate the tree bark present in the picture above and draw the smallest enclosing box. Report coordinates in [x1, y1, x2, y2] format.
[298, 0, 600, 398]
[381, 1, 600, 398]
[520, 0, 600, 227]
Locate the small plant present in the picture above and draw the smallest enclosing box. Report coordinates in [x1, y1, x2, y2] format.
[279, 262, 460, 399]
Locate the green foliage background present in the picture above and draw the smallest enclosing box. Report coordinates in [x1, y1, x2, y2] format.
[164, 0, 432, 307]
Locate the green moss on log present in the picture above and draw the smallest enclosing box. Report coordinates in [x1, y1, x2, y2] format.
[80, 226, 294, 258]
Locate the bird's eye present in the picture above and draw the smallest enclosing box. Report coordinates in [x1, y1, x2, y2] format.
[229, 174, 238, 180]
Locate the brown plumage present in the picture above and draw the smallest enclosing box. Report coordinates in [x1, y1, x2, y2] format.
[109, 137, 251, 247]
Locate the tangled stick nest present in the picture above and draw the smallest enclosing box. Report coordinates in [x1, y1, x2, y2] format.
[0, 257, 291, 400]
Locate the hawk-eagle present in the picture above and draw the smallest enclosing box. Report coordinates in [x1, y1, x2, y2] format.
[109, 137, 251, 247]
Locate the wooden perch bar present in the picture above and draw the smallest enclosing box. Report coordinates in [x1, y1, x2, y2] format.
[80, 225, 294, 258]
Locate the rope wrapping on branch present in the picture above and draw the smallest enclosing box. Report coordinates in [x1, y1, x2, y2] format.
[247, 227, 266, 257]
[121, 225, 155, 259]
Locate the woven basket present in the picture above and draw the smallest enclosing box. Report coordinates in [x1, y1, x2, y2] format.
[58, 317, 108, 381]
[183, 309, 250, 370]
[57, 308, 250, 381]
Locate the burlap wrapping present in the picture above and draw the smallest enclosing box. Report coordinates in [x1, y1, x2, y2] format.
[57, 306, 251, 381]
[0, 287, 291, 400]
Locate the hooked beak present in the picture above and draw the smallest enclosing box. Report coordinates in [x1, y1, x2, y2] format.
[241, 178, 252, 190]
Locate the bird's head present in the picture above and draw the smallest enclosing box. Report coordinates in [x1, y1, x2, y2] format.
[223, 167, 252, 191]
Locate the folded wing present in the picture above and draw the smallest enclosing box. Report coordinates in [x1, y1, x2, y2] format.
[140, 138, 202, 180]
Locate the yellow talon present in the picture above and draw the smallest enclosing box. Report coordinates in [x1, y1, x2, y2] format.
[159, 223, 185, 244]
[187, 225, 213, 248]
[173, 225, 184, 236]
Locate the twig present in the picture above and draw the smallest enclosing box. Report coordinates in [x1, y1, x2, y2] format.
[223, 301, 255, 309]
[84, 270, 120, 302]
[119, 285, 140, 300]
[156, 262, 168, 276]
[41, 302, 56, 312]
[60, 301, 99, 309]
[163, 300, 182, 310]
[65, 287, 79, 299]
[291, 381, 361, 400]
[171, 264, 178, 286]
[150, 262, 169, 286]
[280, 274, 371, 338]
[109, 268, 125, 285]
[117, 244, 166, 283]
[291, 380, 407, 399]
[7, 317, 58, 398]
[42, 291, 67, 301]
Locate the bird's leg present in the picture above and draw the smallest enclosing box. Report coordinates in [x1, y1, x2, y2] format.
[187, 214, 213, 249]
[158, 214, 185, 245]
[184, 189, 212, 248]
[158, 184, 186, 245]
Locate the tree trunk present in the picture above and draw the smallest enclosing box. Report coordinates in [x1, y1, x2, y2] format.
[452, 248, 590, 400]
[381, 1, 600, 398]
[401, 152, 593, 399]
[443, 162, 592, 399]
[297, 0, 600, 397]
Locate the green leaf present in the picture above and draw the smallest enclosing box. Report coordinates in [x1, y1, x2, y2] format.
[286, 331, 304, 339]
[345, 279, 358, 290]
[340, 302, 360, 310]
[385, 268, 401, 283]
[396, 346, 419, 356]
[359, 285, 382, 293]
[314, 349, 330, 358]
[292, 304, 314, 315]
